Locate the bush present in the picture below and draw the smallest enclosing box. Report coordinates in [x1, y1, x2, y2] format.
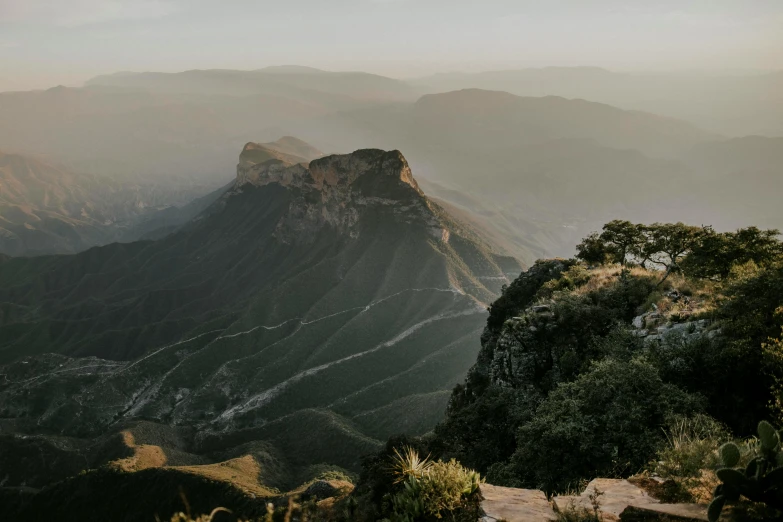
[493, 357, 703, 494]
[654, 414, 729, 479]
[652, 414, 730, 502]
[390, 456, 482, 522]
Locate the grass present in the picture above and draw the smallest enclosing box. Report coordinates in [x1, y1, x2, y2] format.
[650, 414, 731, 503]
[554, 487, 603, 522]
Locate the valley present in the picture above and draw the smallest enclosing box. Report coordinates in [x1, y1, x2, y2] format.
[0, 27, 781, 518]
[0, 143, 520, 512]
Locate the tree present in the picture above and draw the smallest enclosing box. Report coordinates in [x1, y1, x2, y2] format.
[599, 220, 645, 266]
[575, 232, 610, 265]
[683, 227, 782, 280]
[644, 222, 705, 282]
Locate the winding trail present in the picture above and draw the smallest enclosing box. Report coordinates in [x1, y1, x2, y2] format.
[215, 304, 485, 422]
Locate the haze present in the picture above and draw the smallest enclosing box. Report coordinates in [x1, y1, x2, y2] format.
[2, 0, 782, 91]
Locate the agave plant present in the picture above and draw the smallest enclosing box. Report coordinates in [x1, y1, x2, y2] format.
[390, 446, 433, 484]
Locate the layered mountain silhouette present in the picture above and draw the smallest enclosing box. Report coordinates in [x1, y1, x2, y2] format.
[0, 143, 521, 490]
[3, 71, 781, 261]
[412, 67, 783, 136]
[304, 89, 782, 257]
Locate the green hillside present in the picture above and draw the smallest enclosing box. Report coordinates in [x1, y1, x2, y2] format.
[0, 146, 521, 518]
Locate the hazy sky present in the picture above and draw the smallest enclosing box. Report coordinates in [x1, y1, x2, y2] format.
[1, 0, 781, 91]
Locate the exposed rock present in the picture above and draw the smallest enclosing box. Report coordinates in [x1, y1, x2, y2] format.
[480, 484, 557, 522]
[231, 148, 448, 243]
[480, 480, 714, 522]
[554, 479, 659, 521]
[619, 504, 710, 521]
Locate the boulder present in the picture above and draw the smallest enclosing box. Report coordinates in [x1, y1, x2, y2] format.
[619, 504, 709, 521]
[480, 484, 557, 521]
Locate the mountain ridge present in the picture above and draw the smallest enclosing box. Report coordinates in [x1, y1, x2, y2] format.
[0, 144, 522, 496]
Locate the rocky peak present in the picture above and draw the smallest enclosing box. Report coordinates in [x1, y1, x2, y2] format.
[232, 147, 442, 243]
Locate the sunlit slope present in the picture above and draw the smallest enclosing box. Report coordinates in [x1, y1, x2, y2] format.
[0, 148, 522, 479]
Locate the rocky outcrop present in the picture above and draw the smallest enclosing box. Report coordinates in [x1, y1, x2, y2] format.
[480, 483, 556, 521]
[233, 147, 448, 243]
[481, 480, 716, 522]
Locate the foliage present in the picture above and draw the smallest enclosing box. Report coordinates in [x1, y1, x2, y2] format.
[432, 384, 530, 473]
[355, 435, 433, 515]
[652, 414, 730, 502]
[389, 458, 482, 522]
[597, 220, 645, 266]
[764, 325, 783, 425]
[555, 488, 603, 522]
[708, 421, 783, 522]
[575, 232, 611, 266]
[683, 227, 783, 281]
[355, 440, 481, 522]
[576, 221, 781, 283]
[654, 414, 730, 480]
[537, 264, 591, 298]
[435, 219, 783, 498]
[391, 446, 433, 484]
[493, 357, 703, 494]
[486, 259, 577, 331]
[436, 268, 656, 476]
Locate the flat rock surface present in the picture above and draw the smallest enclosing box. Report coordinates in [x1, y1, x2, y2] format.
[481, 479, 713, 522]
[620, 504, 709, 521]
[480, 484, 557, 521]
[554, 479, 660, 520]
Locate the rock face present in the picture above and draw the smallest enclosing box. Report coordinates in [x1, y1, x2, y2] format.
[481, 480, 713, 522]
[480, 484, 556, 521]
[234, 147, 445, 243]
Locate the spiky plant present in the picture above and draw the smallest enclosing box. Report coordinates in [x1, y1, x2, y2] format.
[390, 446, 433, 484]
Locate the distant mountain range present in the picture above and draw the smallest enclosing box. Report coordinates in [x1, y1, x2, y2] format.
[3, 72, 781, 259]
[299, 88, 783, 256]
[411, 67, 783, 137]
[0, 143, 521, 498]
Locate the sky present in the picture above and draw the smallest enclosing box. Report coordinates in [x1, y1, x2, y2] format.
[1, 0, 782, 91]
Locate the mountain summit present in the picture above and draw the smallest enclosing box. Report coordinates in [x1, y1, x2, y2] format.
[234, 148, 442, 243]
[0, 141, 522, 495]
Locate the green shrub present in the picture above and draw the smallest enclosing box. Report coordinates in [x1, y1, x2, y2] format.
[494, 357, 702, 494]
[651, 414, 730, 502]
[390, 455, 482, 522]
[654, 414, 729, 480]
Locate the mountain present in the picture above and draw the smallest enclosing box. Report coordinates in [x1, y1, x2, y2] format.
[0, 146, 522, 504]
[409, 89, 714, 158]
[119, 137, 325, 242]
[87, 67, 418, 104]
[294, 89, 783, 257]
[296, 89, 743, 256]
[411, 67, 783, 137]
[0, 69, 414, 192]
[0, 151, 195, 256]
[680, 136, 783, 231]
